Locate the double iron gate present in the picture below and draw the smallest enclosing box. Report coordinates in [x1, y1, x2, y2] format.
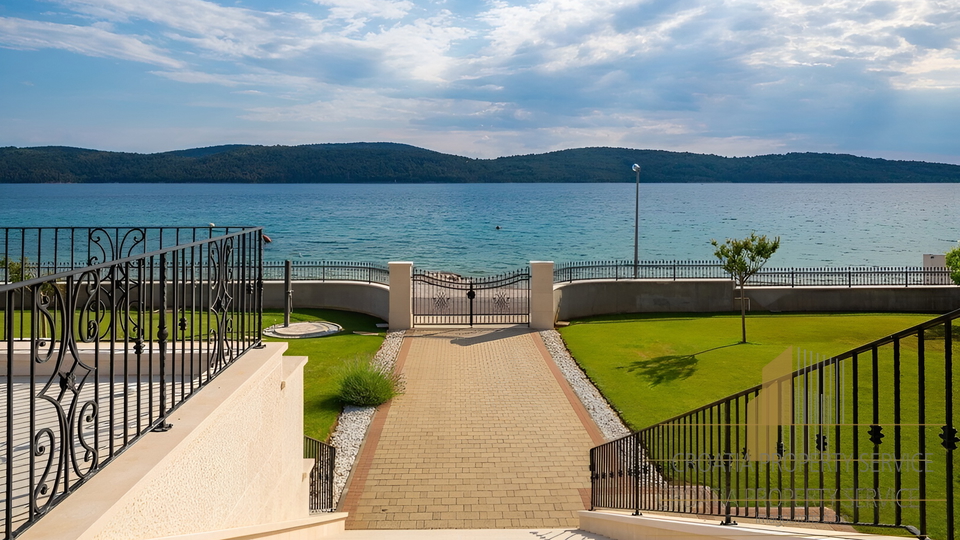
[412, 268, 530, 326]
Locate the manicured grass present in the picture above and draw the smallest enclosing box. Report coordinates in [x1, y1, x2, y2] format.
[262, 309, 385, 441]
[558, 312, 935, 431]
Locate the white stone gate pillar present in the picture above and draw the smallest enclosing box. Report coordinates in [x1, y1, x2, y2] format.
[389, 262, 413, 330]
[530, 261, 555, 330]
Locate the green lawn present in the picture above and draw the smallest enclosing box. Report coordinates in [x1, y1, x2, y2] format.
[559, 312, 935, 430]
[261, 309, 385, 441]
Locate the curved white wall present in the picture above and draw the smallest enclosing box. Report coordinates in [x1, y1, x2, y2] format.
[262, 281, 389, 322]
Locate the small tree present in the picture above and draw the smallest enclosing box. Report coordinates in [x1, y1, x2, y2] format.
[711, 233, 780, 343]
[947, 244, 960, 285]
[1, 256, 34, 283]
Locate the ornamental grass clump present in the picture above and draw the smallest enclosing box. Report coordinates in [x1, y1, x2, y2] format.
[336, 357, 403, 407]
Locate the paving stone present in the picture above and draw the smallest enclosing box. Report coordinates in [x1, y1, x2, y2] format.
[342, 327, 600, 530]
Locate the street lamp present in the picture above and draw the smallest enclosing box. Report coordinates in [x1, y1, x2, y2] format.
[632, 163, 640, 278]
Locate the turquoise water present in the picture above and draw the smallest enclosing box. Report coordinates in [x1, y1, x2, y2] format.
[1, 183, 957, 275]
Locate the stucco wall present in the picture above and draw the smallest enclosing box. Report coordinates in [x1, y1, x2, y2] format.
[747, 286, 960, 313]
[554, 280, 734, 320]
[554, 280, 960, 320]
[20, 343, 319, 540]
[262, 281, 389, 321]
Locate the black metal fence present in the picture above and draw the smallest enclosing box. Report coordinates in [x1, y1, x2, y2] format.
[1, 227, 258, 283]
[304, 436, 336, 513]
[1, 227, 264, 539]
[590, 309, 959, 539]
[555, 260, 953, 287]
[262, 261, 388, 285]
[412, 268, 530, 326]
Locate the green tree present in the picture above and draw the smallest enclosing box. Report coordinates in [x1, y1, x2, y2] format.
[946, 244, 960, 285]
[1, 257, 33, 283]
[711, 233, 781, 343]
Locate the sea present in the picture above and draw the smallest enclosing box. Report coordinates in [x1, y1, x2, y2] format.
[1, 183, 957, 276]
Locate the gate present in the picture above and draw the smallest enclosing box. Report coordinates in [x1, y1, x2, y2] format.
[412, 268, 530, 326]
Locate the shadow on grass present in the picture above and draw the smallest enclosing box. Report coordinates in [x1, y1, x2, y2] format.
[306, 393, 342, 415]
[618, 343, 741, 385]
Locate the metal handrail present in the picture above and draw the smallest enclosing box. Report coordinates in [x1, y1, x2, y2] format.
[304, 436, 336, 513]
[555, 260, 954, 287]
[589, 308, 960, 538]
[2, 228, 264, 539]
[262, 261, 389, 285]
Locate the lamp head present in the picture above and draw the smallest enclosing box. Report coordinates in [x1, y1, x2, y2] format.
[632, 164, 641, 172]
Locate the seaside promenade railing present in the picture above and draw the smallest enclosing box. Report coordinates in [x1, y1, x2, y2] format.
[1, 227, 264, 539]
[262, 261, 389, 285]
[555, 260, 953, 287]
[590, 308, 959, 539]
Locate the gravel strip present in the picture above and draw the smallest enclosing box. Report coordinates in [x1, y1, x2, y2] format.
[540, 329, 663, 485]
[329, 330, 405, 507]
[539, 329, 630, 441]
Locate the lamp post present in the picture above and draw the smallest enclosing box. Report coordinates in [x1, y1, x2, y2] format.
[632, 163, 641, 278]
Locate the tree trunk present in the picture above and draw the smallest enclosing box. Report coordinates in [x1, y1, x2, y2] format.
[740, 280, 747, 343]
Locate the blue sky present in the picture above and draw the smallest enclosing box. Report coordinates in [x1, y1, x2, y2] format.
[1, 0, 958, 162]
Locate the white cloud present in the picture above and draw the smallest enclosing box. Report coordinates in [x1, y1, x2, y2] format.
[313, 0, 414, 21]
[151, 69, 319, 89]
[0, 16, 183, 68]
[55, 0, 296, 58]
[738, 0, 960, 87]
[361, 10, 473, 81]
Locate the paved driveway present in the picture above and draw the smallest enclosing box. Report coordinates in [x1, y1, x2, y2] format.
[341, 327, 603, 530]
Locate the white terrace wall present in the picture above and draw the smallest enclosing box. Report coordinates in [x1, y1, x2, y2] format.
[262, 280, 389, 321]
[20, 342, 346, 540]
[554, 279, 960, 321]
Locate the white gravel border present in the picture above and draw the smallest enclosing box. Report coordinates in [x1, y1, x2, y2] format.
[328, 330, 405, 507]
[539, 329, 631, 441]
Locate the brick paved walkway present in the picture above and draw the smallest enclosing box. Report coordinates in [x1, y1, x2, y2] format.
[341, 327, 604, 530]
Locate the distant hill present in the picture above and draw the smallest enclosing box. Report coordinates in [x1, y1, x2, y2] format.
[1, 143, 959, 183]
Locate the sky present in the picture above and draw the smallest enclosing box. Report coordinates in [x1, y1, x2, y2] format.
[1, 0, 959, 162]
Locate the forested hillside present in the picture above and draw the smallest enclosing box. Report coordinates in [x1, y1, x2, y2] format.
[1, 143, 958, 183]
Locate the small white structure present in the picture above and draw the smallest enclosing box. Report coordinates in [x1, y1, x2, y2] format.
[924, 254, 947, 285]
[923, 253, 946, 268]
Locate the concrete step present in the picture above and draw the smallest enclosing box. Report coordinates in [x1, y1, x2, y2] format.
[329, 529, 611, 540]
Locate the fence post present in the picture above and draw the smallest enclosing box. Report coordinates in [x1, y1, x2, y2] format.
[721, 400, 736, 525]
[388, 262, 413, 330]
[154, 253, 172, 432]
[5, 290, 13, 537]
[530, 261, 555, 330]
[284, 260, 292, 328]
[634, 432, 641, 516]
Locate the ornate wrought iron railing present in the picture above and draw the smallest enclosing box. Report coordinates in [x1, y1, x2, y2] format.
[304, 436, 336, 513]
[1, 227, 258, 284]
[590, 308, 959, 539]
[1, 227, 264, 539]
[555, 260, 953, 287]
[262, 261, 388, 285]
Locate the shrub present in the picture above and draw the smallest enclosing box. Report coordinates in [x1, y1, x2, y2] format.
[947, 244, 960, 285]
[336, 357, 403, 407]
